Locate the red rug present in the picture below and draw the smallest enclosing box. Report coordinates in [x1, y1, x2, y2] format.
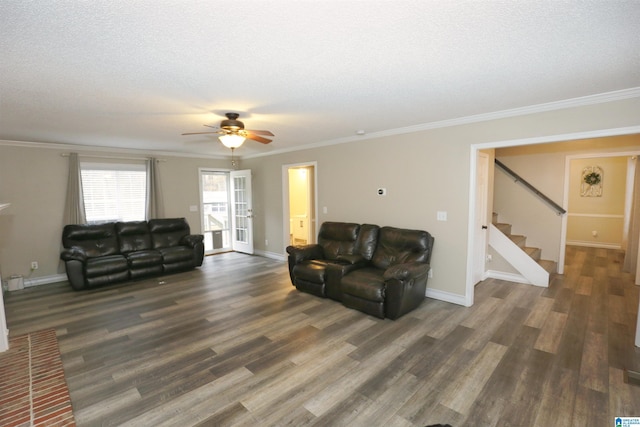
[0, 329, 75, 426]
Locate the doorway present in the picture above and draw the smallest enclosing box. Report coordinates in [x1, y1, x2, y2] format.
[283, 163, 317, 251]
[199, 168, 254, 255]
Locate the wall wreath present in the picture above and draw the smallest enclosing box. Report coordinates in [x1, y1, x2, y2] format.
[581, 166, 603, 197]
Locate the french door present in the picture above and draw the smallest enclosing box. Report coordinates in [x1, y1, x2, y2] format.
[199, 169, 253, 255]
[230, 169, 254, 254]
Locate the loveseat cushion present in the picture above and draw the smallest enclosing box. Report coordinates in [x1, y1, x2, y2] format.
[294, 260, 336, 284]
[371, 226, 432, 270]
[317, 222, 360, 260]
[340, 267, 385, 302]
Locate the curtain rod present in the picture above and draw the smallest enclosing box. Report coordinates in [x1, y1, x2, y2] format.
[61, 153, 166, 162]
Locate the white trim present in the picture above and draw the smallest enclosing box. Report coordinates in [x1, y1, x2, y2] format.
[488, 223, 549, 287]
[0, 139, 228, 160]
[244, 88, 640, 159]
[23, 274, 68, 288]
[253, 249, 287, 262]
[425, 287, 467, 306]
[566, 241, 622, 249]
[3, 88, 639, 162]
[485, 270, 531, 285]
[568, 213, 625, 218]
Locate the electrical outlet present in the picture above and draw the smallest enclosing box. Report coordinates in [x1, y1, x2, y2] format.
[428, 268, 433, 278]
[31, 261, 38, 270]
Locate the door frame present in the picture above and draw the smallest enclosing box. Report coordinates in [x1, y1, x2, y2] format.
[282, 161, 318, 254]
[231, 169, 254, 254]
[472, 152, 490, 285]
[198, 167, 233, 255]
[466, 125, 640, 307]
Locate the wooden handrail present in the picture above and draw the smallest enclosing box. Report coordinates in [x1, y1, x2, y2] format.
[495, 159, 566, 215]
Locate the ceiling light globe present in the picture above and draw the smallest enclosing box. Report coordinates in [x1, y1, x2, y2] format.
[219, 134, 246, 148]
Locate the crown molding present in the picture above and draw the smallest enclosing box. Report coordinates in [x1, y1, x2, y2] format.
[243, 87, 640, 159]
[2, 87, 639, 160]
[0, 139, 228, 160]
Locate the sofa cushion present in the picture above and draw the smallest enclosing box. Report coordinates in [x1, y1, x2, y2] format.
[149, 218, 190, 249]
[85, 255, 128, 278]
[116, 221, 152, 253]
[158, 246, 194, 264]
[62, 223, 120, 258]
[126, 250, 162, 268]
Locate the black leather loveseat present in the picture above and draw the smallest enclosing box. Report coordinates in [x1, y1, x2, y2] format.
[61, 218, 204, 290]
[286, 221, 434, 319]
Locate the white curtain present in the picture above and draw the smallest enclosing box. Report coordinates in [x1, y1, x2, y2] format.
[623, 156, 639, 277]
[146, 157, 165, 219]
[63, 153, 86, 224]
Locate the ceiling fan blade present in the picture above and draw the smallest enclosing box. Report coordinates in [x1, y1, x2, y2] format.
[181, 131, 221, 136]
[203, 124, 220, 130]
[245, 129, 274, 136]
[245, 133, 272, 144]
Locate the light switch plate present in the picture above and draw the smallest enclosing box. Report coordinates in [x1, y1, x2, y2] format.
[437, 211, 447, 221]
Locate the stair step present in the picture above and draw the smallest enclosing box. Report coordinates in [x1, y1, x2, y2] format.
[494, 222, 512, 235]
[508, 234, 526, 248]
[538, 259, 557, 274]
[524, 246, 542, 261]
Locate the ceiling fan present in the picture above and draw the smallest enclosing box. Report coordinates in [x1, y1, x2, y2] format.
[181, 112, 274, 149]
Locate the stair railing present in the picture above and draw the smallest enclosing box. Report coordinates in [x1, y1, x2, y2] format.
[495, 159, 566, 215]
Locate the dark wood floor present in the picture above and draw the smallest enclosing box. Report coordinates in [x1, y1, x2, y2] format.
[4, 246, 640, 426]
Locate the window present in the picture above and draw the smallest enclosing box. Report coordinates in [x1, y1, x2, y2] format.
[81, 162, 147, 223]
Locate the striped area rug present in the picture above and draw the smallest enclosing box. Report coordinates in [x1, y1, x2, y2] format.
[0, 329, 75, 426]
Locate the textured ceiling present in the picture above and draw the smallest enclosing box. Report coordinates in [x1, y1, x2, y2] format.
[1, 0, 639, 158]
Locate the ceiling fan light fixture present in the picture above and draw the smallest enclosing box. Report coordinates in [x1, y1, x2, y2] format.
[219, 133, 246, 148]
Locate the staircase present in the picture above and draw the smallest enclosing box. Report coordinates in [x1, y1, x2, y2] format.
[490, 212, 556, 286]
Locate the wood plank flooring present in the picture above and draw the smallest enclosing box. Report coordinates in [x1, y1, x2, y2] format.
[4, 246, 640, 426]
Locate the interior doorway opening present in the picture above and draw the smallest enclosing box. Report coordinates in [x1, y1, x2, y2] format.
[283, 163, 318, 252]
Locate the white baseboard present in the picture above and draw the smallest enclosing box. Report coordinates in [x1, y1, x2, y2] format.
[425, 287, 467, 306]
[485, 270, 532, 285]
[566, 241, 622, 249]
[23, 274, 67, 288]
[254, 249, 287, 262]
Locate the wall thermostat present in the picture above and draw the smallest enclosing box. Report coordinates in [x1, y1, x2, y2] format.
[377, 188, 387, 196]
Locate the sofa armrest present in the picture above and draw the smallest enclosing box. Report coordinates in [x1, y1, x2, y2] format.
[383, 262, 430, 281]
[383, 262, 430, 320]
[286, 244, 324, 264]
[181, 234, 204, 248]
[60, 246, 88, 262]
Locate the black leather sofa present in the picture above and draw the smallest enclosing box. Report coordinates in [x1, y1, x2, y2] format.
[286, 221, 434, 319]
[61, 218, 204, 290]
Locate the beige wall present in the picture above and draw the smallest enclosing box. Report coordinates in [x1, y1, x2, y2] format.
[1, 96, 640, 302]
[244, 97, 640, 300]
[0, 144, 229, 282]
[567, 156, 628, 247]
